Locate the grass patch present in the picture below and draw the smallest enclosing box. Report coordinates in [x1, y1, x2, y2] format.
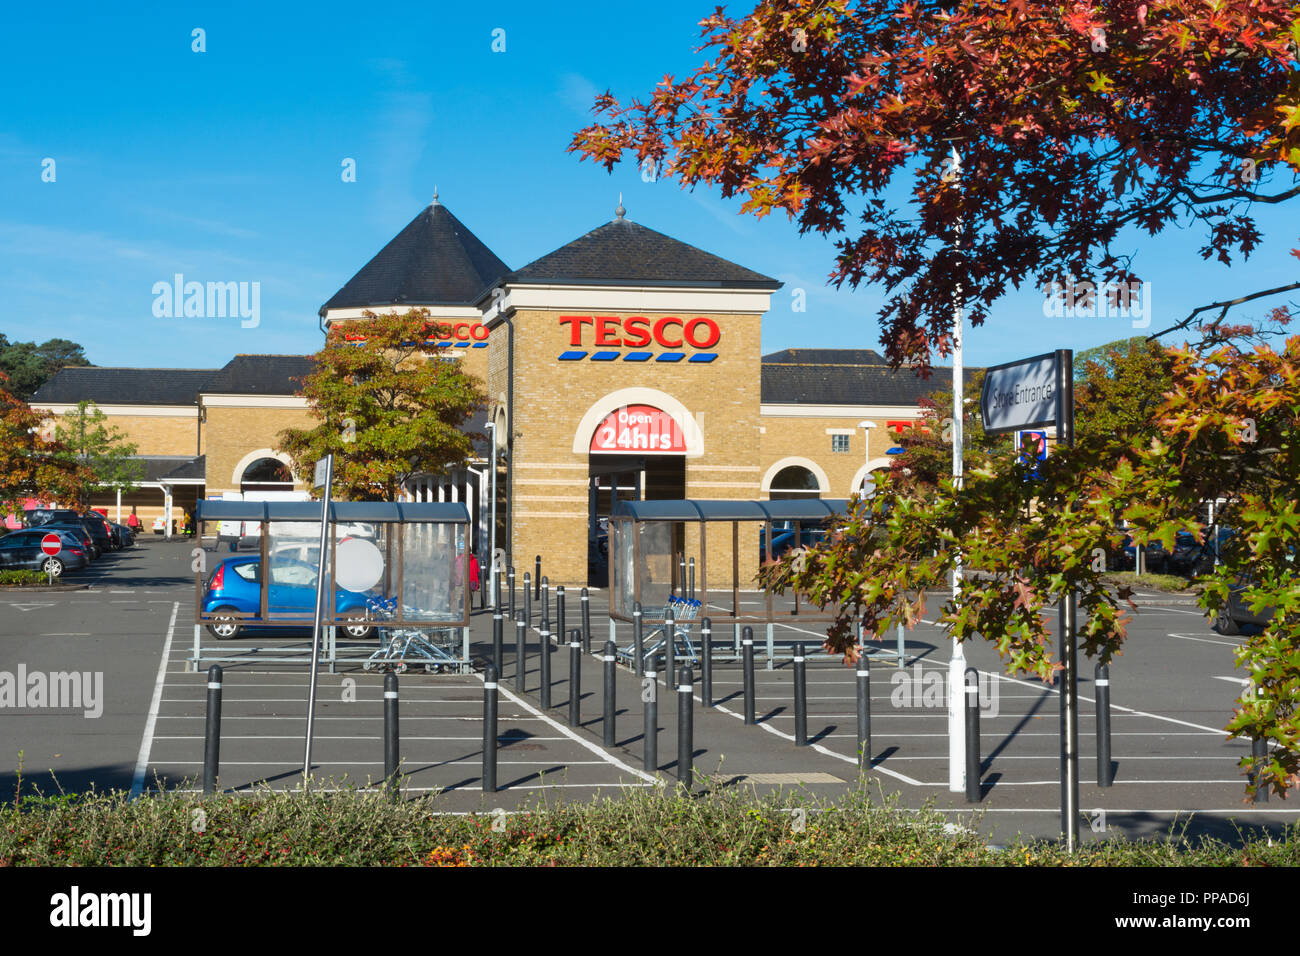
[1102, 572, 1196, 593]
[2, 778, 1295, 866]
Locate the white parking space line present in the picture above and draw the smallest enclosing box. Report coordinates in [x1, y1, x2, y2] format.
[489, 676, 659, 784]
[1166, 632, 1243, 647]
[130, 601, 179, 800]
[153, 735, 570, 741]
[156, 760, 612, 766]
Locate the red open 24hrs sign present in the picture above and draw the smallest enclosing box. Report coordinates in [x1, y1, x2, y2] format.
[590, 405, 687, 453]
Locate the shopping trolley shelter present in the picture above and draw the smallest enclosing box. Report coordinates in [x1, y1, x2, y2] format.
[191, 499, 474, 672]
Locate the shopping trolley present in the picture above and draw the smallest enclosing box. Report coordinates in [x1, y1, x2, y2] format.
[630, 595, 702, 671]
[361, 595, 463, 674]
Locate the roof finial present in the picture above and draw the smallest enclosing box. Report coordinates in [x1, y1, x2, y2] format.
[431, 186, 440, 206]
[615, 193, 626, 219]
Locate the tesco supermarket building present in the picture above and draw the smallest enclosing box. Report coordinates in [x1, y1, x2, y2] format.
[33, 196, 940, 585]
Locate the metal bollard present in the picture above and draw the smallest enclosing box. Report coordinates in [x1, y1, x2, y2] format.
[742, 627, 756, 725]
[478, 560, 488, 609]
[493, 565, 502, 610]
[677, 664, 694, 789]
[633, 602, 645, 677]
[543, 577, 551, 632]
[555, 585, 564, 652]
[492, 610, 504, 676]
[539, 619, 552, 709]
[603, 639, 617, 747]
[965, 668, 981, 803]
[664, 610, 676, 677]
[581, 588, 591, 654]
[678, 553, 686, 595]
[1252, 738, 1269, 804]
[384, 672, 400, 798]
[515, 613, 527, 693]
[643, 656, 658, 772]
[508, 566, 516, 621]
[856, 661, 871, 768]
[700, 617, 713, 707]
[568, 629, 582, 727]
[523, 572, 532, 625]
[793, 642, 807, 746]
[482, 666, 498, 792]
[1095, 662, 1112, 787]
[203, 664, 223, 794]
[688, 557, 695, 601]
[534, 556, 541, 598]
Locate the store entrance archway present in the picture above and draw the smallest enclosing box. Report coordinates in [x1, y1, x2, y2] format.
[581, 398, 694, 586]
[587, 456, 685, 587]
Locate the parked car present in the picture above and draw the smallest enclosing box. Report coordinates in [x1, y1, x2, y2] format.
[40, 519, 105, 559]
[80, 511, 119, 551]
[23, 508, 84, 528]
[1213, 578, 1273, 635]
[1107, 533, 1169, 573]
[0, 528, 90, 577]
[107, 521, 135, 549]
[201, 555, 378, 640]
[760, 525, 828, 562]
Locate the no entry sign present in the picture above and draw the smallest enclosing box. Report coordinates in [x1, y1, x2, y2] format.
[41, 533, 61, 555]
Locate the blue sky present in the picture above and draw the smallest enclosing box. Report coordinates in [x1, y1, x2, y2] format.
[1, 1, 1295, 373]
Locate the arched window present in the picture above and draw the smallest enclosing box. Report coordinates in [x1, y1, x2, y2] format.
[768, 465, 821, 500]
[241, 457, 294, 492]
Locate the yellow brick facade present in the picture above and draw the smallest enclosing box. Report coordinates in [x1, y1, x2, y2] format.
[201, 403, 317, 495]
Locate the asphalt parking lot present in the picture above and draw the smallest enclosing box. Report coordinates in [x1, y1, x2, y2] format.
[2, 539, 1295, 845]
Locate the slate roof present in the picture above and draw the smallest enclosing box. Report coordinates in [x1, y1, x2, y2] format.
[29, 368, 217, 406]
[129, 456, 206, 483]
[501, 215, 781, 290]
[320, 201, 510, 313]
[762, 348, 887, 366]
[761, 354, 964, 406]
[200, 355, 316, 395]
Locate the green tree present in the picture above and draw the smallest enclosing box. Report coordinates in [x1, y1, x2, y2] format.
[51, 401, 144, 509]
[890, 369, 1000, 496]
[1073, 337, 1176, 454]
[0, 334, 92, 400]
[278, 309, 486, 502]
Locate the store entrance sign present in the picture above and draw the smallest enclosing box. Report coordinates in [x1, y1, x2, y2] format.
[590, 404, 687, 454]
[980, 351, 1063, 434]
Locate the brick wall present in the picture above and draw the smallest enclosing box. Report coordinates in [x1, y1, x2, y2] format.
[203, 404, 316, 494]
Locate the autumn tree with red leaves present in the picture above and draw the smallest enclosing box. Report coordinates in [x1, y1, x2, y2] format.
[571, 0, 1300, 368]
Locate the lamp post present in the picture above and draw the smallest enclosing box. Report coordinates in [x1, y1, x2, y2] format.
[948, 145, 967, 795]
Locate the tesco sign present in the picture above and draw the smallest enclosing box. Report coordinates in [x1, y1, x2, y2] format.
[344, 321, 489, 344]
[559, 315, 721, 350]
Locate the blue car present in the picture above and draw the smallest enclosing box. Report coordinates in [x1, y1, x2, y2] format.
[202, 555, 377, 639]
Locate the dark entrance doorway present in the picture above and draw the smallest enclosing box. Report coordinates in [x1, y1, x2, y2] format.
[587, 455, 685, 586]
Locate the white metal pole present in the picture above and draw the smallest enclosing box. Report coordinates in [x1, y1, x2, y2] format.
[948, 151, 967, 794]
[302, 454, 333, 787]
